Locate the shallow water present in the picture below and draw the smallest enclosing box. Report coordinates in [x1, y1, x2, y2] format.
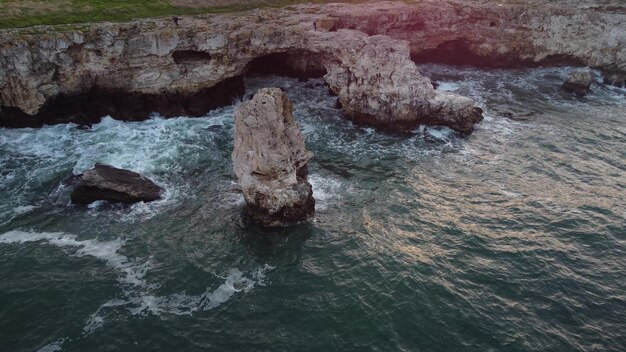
[0, 66, 625, 352]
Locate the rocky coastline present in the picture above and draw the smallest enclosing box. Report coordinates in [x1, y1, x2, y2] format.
[0, 0, 624, 133]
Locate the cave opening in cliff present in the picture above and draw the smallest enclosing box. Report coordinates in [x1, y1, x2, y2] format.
[411, 39, 587, 68]
[172, 50, 213, 64]
[0, 77, 245, 128]
[246, 50, 327, 79]
[411, 39, 514, 67]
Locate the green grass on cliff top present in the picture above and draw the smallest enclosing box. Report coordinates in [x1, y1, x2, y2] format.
[0, 0, 373, 29]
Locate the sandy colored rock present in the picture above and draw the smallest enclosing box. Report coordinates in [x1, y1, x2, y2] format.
[232, 88, 314, 227]
[0, 1, 624, 132]
[563, 68, 595, 96]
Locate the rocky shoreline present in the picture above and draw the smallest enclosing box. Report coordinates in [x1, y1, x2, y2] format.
[0, 0, 624, 133]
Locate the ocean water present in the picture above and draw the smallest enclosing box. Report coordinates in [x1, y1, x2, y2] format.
[0, 66, 625, 352]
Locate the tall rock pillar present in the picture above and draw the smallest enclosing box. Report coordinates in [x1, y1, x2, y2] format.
[232, 88, 315, 227]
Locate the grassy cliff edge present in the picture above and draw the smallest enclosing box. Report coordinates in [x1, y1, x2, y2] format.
[0, 0, 368, 29]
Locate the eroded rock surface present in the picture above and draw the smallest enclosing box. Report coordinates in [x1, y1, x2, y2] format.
[323, 0, 626, 71]
[321, 34, 483, 134]
[70, 164, 162, 205]
[0, 0, 624, 132]
[232, 88, 314, 227]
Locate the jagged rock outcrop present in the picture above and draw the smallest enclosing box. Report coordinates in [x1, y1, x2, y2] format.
[0, 0, 624, 132]
[0, 7, 483, 134]
[563, 68, 595, 96]
[70, 164, 162, 205]
[232, 88, 314, 227]
[321, 34, 483, 134]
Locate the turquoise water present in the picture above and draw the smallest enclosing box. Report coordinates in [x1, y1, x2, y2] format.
[0, 66, 625, 352]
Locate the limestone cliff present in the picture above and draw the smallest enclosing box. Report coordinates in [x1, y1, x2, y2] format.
[0, 0, 624, 132]
[321, 0, 626, 75]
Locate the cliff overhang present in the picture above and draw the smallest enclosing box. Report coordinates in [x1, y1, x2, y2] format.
[0, 1, 623, 133]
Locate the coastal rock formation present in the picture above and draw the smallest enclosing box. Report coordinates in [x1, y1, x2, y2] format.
[0, 11, 483, 134]
[0, 1, 624, 132]
[563, 68, 595, 96]
[232, 88, 314, 227]
[322, 34, 483, 134]
[321, 1, 626, 71]
[70, 164, 162, 205]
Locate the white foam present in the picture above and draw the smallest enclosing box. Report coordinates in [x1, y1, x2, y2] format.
[0, 230, 148, 286]
[436, 82, 460, 92]
[83, 264, 274, 334]
[13, 205, 36, 215]
[1, 114, 234, 223]
[425, 126, 456, 140]
[128, 267, 262, 316]
[309, 174, 344, 210]
[37, 339, 65, 352]
[1, 230, 274, 336]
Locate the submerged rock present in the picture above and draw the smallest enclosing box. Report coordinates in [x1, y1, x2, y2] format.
[491, 104, 536, 121]
[70, 164, 162, 205]
[602, 69, 626, 88]
[232, 88, 315, 227]
[563, 68, 595, 96]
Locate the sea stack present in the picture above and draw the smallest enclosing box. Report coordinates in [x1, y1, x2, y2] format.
[232, 88, 315, 227]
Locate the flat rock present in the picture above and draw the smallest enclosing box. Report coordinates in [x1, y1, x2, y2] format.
[70, 164, 162, 205]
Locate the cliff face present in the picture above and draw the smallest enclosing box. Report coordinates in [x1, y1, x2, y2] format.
[0, 0, 624, 131]
[321, 1, 625, 71]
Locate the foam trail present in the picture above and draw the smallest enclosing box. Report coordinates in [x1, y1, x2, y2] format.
[84, 264, 275, 333]
[37, 340, 64, 352]
[129, 265, 274, 316]
[0, 230, 274, 336]
[0, 230, 148, 286]
[13, 205, 37, 215]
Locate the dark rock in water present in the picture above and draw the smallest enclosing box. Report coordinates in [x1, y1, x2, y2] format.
[491, 104, 536, 121]
[335, 98, 343, 109]
[71, 164, 162, 205]
[232, 88, 315, 227]
[602, 70, 625, 88]
[563, 68, 594, 97]
[431, 80, 440, 90]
